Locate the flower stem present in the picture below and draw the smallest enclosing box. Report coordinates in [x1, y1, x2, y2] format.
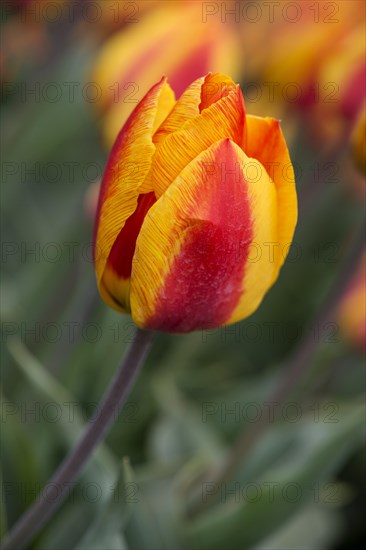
[1, 328, 153, 550]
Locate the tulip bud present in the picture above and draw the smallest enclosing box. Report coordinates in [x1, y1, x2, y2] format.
[94, 74, 298, 332]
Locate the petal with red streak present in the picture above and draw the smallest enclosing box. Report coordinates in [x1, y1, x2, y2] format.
[130, 139, 277, 332]
[94, 77, 175, 312]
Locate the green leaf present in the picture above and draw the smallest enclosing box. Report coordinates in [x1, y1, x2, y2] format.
[7, 340, 116, 477]
[184, 401, 364, 549]
[75, 458, 136, 550]
[252, 503, 344, 550]
[0, 390, 43, 509]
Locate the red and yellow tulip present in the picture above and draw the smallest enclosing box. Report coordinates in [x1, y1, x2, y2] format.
[260, 2, 365, 150]
[94, 74, 297, 332]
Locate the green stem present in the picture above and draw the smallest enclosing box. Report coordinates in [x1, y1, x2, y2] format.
[1, 328, 153, 550]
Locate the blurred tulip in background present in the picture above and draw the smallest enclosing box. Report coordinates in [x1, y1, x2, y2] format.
[338, 252, 366, 351]
[92, 2, 241, 145]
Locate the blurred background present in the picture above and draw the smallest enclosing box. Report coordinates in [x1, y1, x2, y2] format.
[1, 0, 365, 548]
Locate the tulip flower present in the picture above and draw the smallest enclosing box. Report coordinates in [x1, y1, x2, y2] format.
[94, 74, 297, 332]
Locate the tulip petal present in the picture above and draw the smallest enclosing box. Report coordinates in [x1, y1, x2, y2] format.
[152, 76, 204, 144]
[130, 139, 277, 332]
[94, 77, 175, 312]
[152, 73, 238, 145]
[100, 192, 157, 311]
[149, 77, 245, 197]
[244, 115, 298, 282]
[199, 73, 237, 111]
